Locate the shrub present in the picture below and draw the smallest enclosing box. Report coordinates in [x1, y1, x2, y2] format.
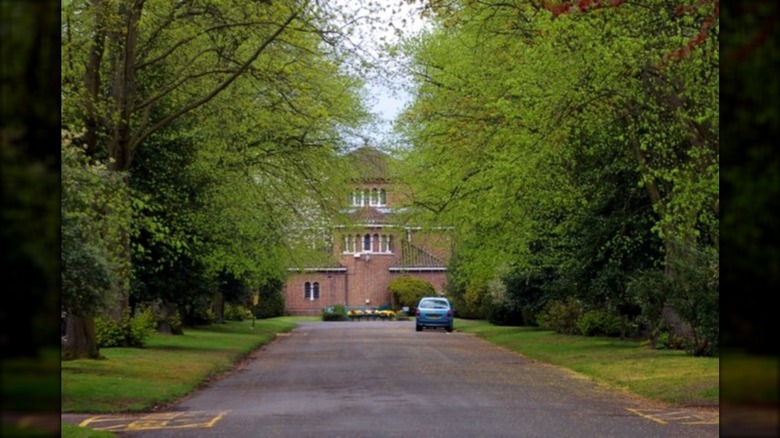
[255, 287, 285, 319]
[94, 316, 124, 348]
[576, 310, 623, 337]
[224, 303, 253, 321]
[388, 276, 435, 310]
[536, 297, 583, 335]
[95, 307, 157, 348]
[652, 326, 687, 350]
[322, 304, 347, 321]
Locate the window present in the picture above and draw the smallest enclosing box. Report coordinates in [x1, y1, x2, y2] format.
[304, 282, 319, 300]
[363, 234, 371, 252]
[350, 187, 387, 206]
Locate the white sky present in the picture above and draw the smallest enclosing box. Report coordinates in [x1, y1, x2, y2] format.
[330, 0, 430, 147]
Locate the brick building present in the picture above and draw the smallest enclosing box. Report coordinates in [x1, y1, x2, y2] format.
[283, 146, 451, 315]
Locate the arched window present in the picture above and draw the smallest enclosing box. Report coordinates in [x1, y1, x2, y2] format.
[373, 233, 380, 252]
[363, 234, 371, 252]
[304, 282, 312, 300]
[313, 282, 320, 300]
[380, 189, 387, 206]
[363, 189, 369, 206]
[371, 188, 378, 205]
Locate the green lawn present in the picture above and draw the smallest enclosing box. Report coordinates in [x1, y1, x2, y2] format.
[62, 318, 298, 413]
[455, 319, 720, 406]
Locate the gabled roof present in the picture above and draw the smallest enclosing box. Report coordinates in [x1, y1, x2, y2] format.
[345, 146, 392, 182]
[390, 241, 447, 272]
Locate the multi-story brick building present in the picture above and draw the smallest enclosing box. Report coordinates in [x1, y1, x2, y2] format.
[283, 146, 451, 315]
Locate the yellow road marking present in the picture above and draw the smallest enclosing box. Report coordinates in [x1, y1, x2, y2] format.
[79, 411, 229, 432]
[626, 408, 719, 426]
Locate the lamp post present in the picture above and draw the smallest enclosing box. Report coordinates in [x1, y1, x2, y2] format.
[252, 292, 259, 329]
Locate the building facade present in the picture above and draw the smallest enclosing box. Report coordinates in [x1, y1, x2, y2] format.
[283, 147, 451, 315]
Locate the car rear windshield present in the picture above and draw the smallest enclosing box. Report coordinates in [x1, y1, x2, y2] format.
[419, 299, 449, 309]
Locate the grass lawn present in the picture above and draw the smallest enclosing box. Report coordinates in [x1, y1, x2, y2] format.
[455, 319, 720, 407]
[62, 318, 298, 413]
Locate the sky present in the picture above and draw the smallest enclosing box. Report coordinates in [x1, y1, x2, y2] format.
[331, 0, 431, 148]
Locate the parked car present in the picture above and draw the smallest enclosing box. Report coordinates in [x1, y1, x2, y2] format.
[415, 297, 454, 332]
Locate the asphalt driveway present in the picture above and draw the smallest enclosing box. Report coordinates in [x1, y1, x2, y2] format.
[67, 321, 719, 437]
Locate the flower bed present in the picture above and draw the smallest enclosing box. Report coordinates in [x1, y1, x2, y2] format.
[347, 309, 396, 321]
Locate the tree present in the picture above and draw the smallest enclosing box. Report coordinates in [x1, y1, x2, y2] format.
[395, 0, 718, 352]
[61, 131, 132, 359]
[61, 0, 370, 354]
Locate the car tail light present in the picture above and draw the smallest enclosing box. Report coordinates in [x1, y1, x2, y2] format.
[447, 310, 453, 317]
[416, 309, 421, 317]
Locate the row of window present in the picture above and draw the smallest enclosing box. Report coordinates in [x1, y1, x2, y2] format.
[343, 234, 393, 253]
[350, 188, 387, 207]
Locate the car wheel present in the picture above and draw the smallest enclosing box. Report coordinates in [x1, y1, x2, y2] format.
[416, 324, 422, 332]
[446, 325, 453, 333]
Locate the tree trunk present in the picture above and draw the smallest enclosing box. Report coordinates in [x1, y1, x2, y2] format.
[156, 301, 182, 335]
[62, 316, 100, 360]
[213, 292, 225, 324]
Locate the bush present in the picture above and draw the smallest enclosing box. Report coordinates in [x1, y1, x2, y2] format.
[255, 287, 285, 319]
[224, 303, 253, 321]
[95, 307, 157, 348]
[652, 326, 687, 350]
[322, 304, 347, 321]
[388, 276, 435, 310]
[576, 310, 623, 337]
[536, 297, 583, 335]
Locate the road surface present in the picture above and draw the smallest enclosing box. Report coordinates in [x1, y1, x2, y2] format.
[69, 321, 719, 437]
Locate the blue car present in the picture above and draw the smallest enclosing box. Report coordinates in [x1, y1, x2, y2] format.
[415, 297, 454, 332]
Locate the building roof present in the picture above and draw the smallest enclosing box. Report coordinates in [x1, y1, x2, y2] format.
[345, 146, 392, 182]
[287, 253, 346, 273]
[348, 206, 390, 224]
[390, 241, 447, 271]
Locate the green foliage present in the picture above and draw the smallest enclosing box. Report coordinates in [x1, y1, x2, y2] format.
[664, 242, 719, 356]
[576, 310, 623, 337]
[388, 276, 436, 309]
[447, 280, 487, 320]
[483, 276, 524, 326]
[94, 308, 157, 348]
[396, 0, 718, 350]
[224, 303, 253, 321]
[651, 327, 687, 351]
[536, 298, 583, 335]
[62, 132, 132, 318]
[255, 279, 286, 319]
[62, 0, 370, 335]
[322, 304, 347, 321]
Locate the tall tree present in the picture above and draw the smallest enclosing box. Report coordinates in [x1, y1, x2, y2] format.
[395, 0, 718, 350]
[62, 0, 370, 354]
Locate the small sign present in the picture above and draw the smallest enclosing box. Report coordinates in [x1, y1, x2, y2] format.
[252, 293, 259, 306]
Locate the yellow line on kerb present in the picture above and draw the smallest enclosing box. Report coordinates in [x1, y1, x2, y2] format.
[626, 408, 668, 425]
